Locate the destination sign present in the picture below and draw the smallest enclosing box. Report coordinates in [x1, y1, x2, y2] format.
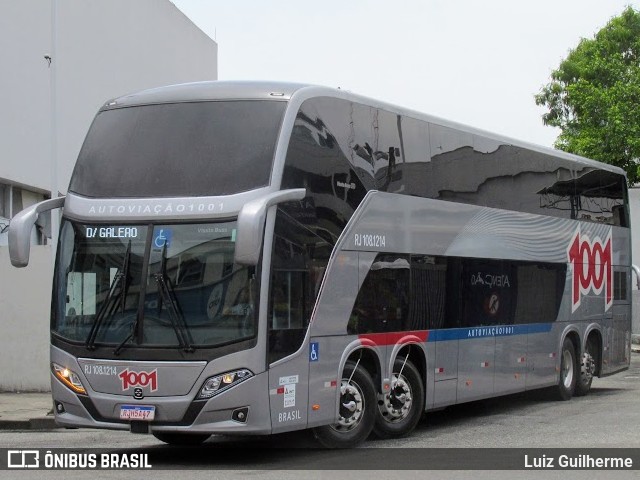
[85, 227, 139, 239]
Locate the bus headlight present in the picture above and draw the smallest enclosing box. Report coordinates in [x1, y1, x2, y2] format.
[197, 369, 253, 399]
[52, 363, 86, 395]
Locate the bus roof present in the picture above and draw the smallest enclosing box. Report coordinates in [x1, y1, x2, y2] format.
[103, 80, 309, 108]
[102, 80, 627, 178]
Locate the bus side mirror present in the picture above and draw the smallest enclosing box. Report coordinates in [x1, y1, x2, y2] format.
[234, 189, 306, 266]
[9, 196, 65, 267]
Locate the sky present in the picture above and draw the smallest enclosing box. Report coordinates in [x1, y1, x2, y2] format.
[171, 0, 639, 148]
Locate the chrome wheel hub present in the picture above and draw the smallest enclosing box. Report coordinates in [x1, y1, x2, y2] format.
[332, 380, 364, 432]
[580, 351, 595, 385]
[379, 373, 413, 422]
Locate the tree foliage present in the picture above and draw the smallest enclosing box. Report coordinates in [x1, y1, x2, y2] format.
[536, 7, 640, 184]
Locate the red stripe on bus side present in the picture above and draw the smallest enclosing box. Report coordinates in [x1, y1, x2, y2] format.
[358, 330, 429, 347]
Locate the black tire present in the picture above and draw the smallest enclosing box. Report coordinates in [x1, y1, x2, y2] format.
[373, 357, 424, 439]
[575, 336, 598, 397]
[554, 337, 577, 401]
[313, 361, 376, 448]
[152, 432, 210, 445]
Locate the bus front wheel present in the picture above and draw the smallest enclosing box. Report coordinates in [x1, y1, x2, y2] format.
[373, 357, 424, 439]
[313, 361, 376, 448]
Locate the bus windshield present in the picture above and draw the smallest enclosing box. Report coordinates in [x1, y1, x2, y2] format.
[54, 220, 257, 349]
[68, 100, 286, 198]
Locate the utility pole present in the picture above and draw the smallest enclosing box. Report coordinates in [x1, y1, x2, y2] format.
[49, 0, 59, 261]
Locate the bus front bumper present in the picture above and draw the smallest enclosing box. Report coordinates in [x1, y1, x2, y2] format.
[51, 370, 273, 436]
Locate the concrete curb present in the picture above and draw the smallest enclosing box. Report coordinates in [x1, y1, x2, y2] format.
[0, 416, 59, 431]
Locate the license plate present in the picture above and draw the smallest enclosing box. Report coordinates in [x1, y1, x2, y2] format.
[120, 405, 155, 421]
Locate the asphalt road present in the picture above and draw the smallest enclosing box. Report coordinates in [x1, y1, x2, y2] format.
[1, 354, 639, 479]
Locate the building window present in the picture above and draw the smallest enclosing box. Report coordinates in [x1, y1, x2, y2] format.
[0, 182, 50, 245]
[0, 183, 10, 219]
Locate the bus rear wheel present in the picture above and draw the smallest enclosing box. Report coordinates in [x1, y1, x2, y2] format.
[575, 336, 598, 396]
[554, 337, 577, 401]
[373, 357, 424, 439]
[313, 361, 376, 448]
[152, 432, 210, 445]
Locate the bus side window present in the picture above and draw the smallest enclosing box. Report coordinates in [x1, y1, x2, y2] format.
[268, 270, 308, 364]
[409, 255, 447, 330]
[268, 207, 331, 364]
[461, 258, 516, 327]
[348, 254, 410, 334]
[270, 271, 305, 330]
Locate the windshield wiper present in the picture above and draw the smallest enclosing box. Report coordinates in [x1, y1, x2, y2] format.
[155, 243, 194, 352]
[85, 241, 131, 350]
[113, 325, 135, 356]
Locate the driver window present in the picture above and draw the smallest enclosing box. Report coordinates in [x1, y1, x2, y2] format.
[268, 207, 330, 363]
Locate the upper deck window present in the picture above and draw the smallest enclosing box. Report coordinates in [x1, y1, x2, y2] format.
[69, 100, 286, 198]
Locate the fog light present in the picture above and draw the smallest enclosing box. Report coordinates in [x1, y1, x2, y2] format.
[232, 407, 249, 423]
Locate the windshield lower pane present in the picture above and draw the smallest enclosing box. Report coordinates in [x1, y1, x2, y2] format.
[55, 222, 146, 343]
[54, 220, 257, 349]
[143, 223, 256, 347]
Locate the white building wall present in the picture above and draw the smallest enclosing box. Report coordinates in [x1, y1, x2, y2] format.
[55, 0, 218, 188]
[0, 247, 53, 391]
[0, 0, 217, 390]
[0, 0, 217, 193]
[0, 2, 52, 189]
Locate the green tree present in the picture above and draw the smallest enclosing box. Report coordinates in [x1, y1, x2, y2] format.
[536, 6, 640, 185]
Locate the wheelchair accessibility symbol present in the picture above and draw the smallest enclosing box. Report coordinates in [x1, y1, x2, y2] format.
[153, 228, 172, 249]
[309, 342, 319, 362]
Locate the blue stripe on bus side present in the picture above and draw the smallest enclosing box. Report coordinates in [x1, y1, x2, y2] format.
[428, 323, 553, 342]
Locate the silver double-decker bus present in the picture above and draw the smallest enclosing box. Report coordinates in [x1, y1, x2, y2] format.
[9, 81, 632, 447]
